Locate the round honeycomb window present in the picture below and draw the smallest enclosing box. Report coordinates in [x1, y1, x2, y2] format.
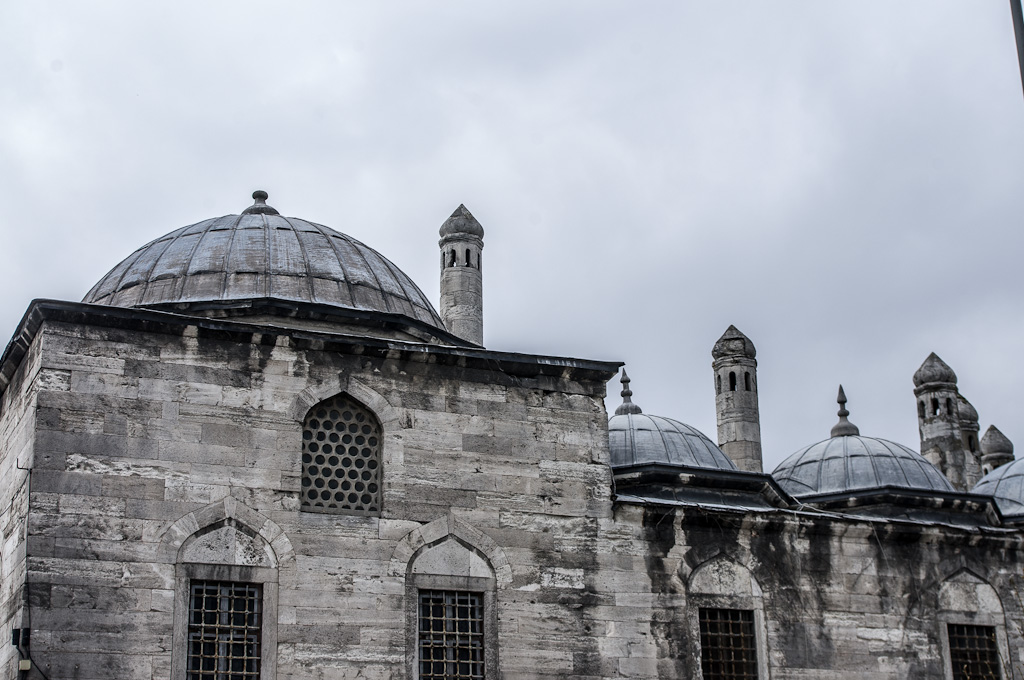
[301, 394, 382, 515]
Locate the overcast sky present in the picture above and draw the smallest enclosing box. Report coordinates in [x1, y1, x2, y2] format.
[2, 2, 1022, 474]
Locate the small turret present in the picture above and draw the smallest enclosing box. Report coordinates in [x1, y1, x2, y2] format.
[439, 205, 484, 346]
[712, 325, 762, 472]
[913, 353, 977, 491]
[980, 425, 1014, 475]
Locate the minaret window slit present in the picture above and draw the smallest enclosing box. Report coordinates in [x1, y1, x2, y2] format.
[729, 372, 736, 392]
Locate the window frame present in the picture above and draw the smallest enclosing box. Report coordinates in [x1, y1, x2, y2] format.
[406, 573, 498, 680]
[171, 563, 279, 680]
[686, 594, 769, 680]
[697, 607, 759, 680]
[300, 393, 384, 517]
[939, 614, 1009, 680]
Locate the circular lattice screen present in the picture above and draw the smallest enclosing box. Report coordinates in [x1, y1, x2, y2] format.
[301, 394, 382, 514]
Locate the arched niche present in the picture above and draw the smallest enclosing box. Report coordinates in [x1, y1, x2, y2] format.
[167, 499, 288, 680]
[396, 515, 505, 679]
[411, 536, 495, 580]
[685, 555, 770, 680]
[178, 518, 277, 568]
[935, 569, 1010, 680]
[688, 556, 763, 598]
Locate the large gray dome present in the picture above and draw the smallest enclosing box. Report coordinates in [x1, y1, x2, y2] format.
[83, 192, 445, 331]
[773, 435, 954, 497]
[974, 459, 1024, 517]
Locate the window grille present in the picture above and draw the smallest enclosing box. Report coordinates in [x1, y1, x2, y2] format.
[301, 394, 382, 514]
[948, 623, 1001, 680]
[187, 581, 262, 680]
[698, 608, 758, 680]
[418, 590, 485, 679]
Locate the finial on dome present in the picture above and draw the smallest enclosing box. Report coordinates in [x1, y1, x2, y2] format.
[242, 189, 280, 215]
[830, 384, 860, 437]
[615, 369, 643, 415]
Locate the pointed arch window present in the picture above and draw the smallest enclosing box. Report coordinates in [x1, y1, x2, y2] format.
[301, 394, 383, 515]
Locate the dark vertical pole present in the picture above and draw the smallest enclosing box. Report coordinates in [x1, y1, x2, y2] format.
[1011, 0, 1024, 100]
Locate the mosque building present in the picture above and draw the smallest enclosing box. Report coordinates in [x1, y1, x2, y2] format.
[1, 191, 1022, 679]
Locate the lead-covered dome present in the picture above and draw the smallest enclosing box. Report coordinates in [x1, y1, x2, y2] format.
[608, 371, 736, 471]
[974, 456, 1024, 517]
[772, 386, 954, 497]
[83, 191, 445, 331]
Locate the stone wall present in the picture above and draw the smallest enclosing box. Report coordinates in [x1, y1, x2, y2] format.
[596, 503, 1024, 679]
[6, 311, 1024, 680]
[18, 317, 616, 679]
[0, 330, 41, 679]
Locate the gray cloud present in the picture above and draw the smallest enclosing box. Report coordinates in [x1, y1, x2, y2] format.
[2, 1, 1021, 472]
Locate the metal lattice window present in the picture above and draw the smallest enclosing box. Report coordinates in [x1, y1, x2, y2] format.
[301, 394, 382, 514]
[187, 581, 262, 680]
[418, 590, 485, 679]
[948, 623, 1001, 680]
[698, 608, 758, 680]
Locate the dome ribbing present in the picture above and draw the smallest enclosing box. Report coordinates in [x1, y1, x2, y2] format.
[83, 192, 445, 331]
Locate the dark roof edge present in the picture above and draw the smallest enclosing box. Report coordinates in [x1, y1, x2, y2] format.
[612, 463, 796, 509]
[0, 299, 624, 397]
[793, 485, 1004, 524]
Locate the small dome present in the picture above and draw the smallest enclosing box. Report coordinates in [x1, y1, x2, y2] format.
[913, 352, 957, 387]
[981, 425, 1014, 456]
[439, 204, 484, 239]
[773, 387, 952, 497]
[607, 371, 735, 471]
[83, 191, 446, 331]
[773, 435, 955, 497]
[974, 458, 1024, 517]
[957, 395, 979, 424]
[712, 325, 756, 360]
[609, 413, 737, 471]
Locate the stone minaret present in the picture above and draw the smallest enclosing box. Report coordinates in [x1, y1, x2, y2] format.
[712, 325, 762, 472]
[980, 425, 1015, 476]
[913, 352, 977, 491]
[439, 204, 484, 346]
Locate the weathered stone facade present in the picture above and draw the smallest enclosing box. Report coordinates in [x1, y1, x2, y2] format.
[2, 194, 1023, 679]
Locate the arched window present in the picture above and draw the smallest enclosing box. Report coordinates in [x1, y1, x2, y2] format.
[946, 398, 954, 417]
[729, 372, 737, 392]
[449, 250, 457, 267]
[301, 394, 382, 515]
[466, 248, 472, 267]
[744, 372, 751, 391]
[931, 398, 940, 417]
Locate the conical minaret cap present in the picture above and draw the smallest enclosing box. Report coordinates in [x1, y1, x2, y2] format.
[981, 425, 1014, 456]
[957, 394, 979, 424]
[913, 352, 958, 387]
[830, 385, 860, 437]
[439, 204, 484, 239]
[614, 369, 643, 415]
[712, 325, 756, 360]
